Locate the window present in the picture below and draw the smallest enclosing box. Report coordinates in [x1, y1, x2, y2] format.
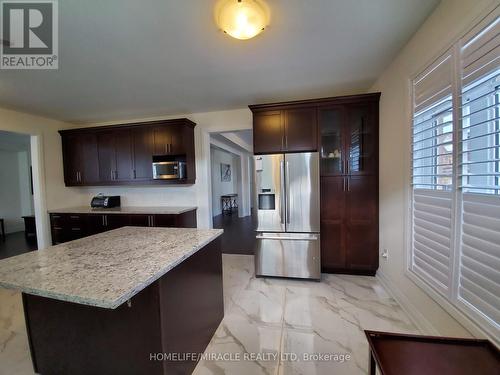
[410, 10, 500, 342]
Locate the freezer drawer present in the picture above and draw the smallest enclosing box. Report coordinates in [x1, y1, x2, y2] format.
[255, 233, 321, 280]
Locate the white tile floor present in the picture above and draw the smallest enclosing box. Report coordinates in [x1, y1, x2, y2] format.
[193, 255, 419, 375]
[0, 254, 419, 375]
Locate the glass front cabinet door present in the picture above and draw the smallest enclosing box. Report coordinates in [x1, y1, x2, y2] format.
[319, 107, 345, 175]
[346, 103, 378, 176]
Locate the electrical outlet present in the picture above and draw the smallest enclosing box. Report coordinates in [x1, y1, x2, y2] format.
[381, 249, 389, 260]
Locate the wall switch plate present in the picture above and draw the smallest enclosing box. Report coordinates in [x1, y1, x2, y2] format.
[381, 249, 389, 259]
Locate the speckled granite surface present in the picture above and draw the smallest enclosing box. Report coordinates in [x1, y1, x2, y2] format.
[0, 227, 222, 309]
[48, 206, 197, 215]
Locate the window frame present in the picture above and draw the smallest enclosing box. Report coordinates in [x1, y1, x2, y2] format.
[406, 7, 500, 345]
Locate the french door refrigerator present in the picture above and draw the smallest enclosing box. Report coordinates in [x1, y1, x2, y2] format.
[254, 152, 320, 280]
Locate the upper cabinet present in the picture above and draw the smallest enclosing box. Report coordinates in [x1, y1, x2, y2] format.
[62, 132, 99, 185]
[345, 103, 378, 176]
[131, 127, 154, 180]
[59, 119, 196, 186]
[318, 98, 379, 176]
[285, 108, 318, 152]
[250, 106, 318, 154]
[253, 111, 284, 154]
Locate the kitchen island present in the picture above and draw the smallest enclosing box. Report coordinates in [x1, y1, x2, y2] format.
[0, 226, 224, 375]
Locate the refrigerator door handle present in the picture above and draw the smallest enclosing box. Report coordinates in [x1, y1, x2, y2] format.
[286, 161, 291, 224]
[256, 234, 319, 241]
[280, 160, 285, 224]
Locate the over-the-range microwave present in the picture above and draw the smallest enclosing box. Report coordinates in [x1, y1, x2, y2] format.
[152, 161, 186, 180]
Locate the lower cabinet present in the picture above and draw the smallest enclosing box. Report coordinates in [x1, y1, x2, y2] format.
[320, 175, 378, 275]
[49, 210, 197, 245]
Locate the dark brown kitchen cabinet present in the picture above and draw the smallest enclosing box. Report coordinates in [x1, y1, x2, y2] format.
[320, 176, 346, 270]
[250, 93, 380, 275]
[252, 111, 284, 154]
[285, 107, 317, 152]
[153, 126, 171, 155]
[320, 175, 378, 274]
[319, 102, 378, 176]
[49, 213, 86, 244]
[59, 118, 196, 186]
[346, 175, 378, 271]
[49, 209, 197, 245]
[319, 106, 345, 175]
[114, 130, 134, 181]
[96, 132, 116, 183]
[131, 127, 154, 180]
[153, 124, 185, 156]
[318, 93, 380, 275]
[97, 130, 134, 182]
[250, 106, 318, 154]
[129, 214, 152, 227]
[346, 104, 378, 176]
[62, 133, 99, 185]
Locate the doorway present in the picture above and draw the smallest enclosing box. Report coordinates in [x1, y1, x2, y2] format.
[0, 131, 38, 259]
[209, 130, 256, 255]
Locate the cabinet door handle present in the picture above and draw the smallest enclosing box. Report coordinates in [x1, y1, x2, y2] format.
[347, 178, 350, 192]
[111, 170, 114, 180]
[150, 215, 154, 227]
[133, 169, 136, 179]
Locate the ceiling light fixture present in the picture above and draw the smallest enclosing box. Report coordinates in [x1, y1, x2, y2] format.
[215, 0, 270, 40]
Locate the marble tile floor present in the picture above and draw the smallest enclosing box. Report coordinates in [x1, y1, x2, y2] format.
[0, 254, 419, 375]
[194, 255, 419, 375]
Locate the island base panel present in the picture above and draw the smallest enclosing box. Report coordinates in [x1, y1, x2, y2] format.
[23, 237, 223, 375]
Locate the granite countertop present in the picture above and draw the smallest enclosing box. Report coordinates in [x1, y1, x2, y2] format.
[0, 227, 223, 309]
[48, 206, 197, 215]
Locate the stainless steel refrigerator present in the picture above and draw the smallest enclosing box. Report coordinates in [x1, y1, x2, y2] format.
[254, 152, 320, 280]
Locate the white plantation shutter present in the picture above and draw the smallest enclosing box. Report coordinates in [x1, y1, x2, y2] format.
[459, 194, 500, 327]
[409, 8, 500, 342]
[457, 13, 500, 334]
[411, 51, 454, 296]
[412, 190, 453, 294]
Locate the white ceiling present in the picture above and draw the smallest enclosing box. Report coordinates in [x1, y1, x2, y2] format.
[0, 0, 439, 123]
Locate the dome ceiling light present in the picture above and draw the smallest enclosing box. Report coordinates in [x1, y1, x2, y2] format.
[215, 0, 270, 40]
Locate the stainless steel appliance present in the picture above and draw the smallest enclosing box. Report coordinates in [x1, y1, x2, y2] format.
[152, 161, 186, 180]
[90, 194, 121, 208]
[254, 152, 320, 280]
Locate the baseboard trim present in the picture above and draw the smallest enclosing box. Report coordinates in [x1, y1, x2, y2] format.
[376, 271, 440, 335]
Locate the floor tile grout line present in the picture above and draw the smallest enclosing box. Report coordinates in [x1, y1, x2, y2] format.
[275, 286, 287, 375]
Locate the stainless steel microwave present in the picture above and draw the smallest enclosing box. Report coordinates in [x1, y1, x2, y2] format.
[152, 161, 186, 180]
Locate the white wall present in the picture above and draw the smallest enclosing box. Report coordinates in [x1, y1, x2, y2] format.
[17, 150, 34, 217]
[371, 0, 498, 338]
[0, 150, 23, 233]
[211, 147, 239, 216]
[0, 140, 34, 233]
[0, 107, 80, 248]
